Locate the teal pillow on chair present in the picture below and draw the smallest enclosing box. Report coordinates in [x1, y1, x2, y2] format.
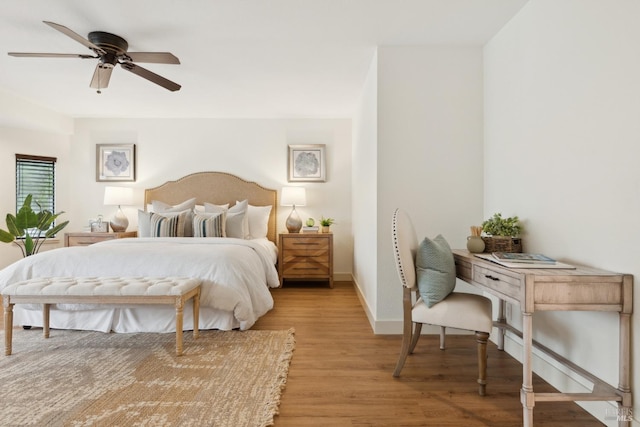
[416, 235, 456, 308]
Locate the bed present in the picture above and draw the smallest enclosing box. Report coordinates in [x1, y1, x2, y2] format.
[0, 172, 280, 332]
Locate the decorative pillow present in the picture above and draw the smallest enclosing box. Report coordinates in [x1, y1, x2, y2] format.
[237, 201, 271, 239]
[139, 210, 190, 237]
[415, 235, 456, 308]
[196, 203, 228, 214]
[151, 198, 197, 237]
[227, 200, 249, 239]
[193, 212, 225, 237]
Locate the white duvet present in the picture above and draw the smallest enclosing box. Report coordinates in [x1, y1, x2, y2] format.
[0, 237, 279, 332]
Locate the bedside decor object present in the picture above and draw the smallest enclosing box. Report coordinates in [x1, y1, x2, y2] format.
[96, 144, 136, 182]
[90, 215, 109, 233]
[319, 216, 334, 233]
[0, 194, 69, 257]
[104, 186, 134, 232]
[288, 144, 326, 182]
[281, 187, 306, 233]
[466, 225, 485, 253]
[481, 213, 522, 253]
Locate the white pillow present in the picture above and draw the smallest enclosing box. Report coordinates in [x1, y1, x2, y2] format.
[151, 198, 196, 212]
[196, 203, 229, 213]
[237, 201, 271, 239]
[151, 198, 197, 237]
[227, 200, 249, 239]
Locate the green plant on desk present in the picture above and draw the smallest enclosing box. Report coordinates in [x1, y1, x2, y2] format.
[482, 213, 521, 237]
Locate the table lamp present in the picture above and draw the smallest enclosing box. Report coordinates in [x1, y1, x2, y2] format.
[104, 186, 134, 232]
[281, 187, 306, 233]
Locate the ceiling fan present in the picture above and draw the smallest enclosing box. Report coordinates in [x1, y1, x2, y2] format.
[8, 21, 181, 93]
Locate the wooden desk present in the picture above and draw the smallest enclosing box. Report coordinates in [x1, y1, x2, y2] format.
[453, 250, 633, 427]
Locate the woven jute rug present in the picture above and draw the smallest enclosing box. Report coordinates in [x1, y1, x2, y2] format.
[0, 327, 295, 426]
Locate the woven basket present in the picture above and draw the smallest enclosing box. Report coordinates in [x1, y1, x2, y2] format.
[482, 236, 522, 253]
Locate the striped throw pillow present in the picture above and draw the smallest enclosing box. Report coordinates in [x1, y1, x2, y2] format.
[193, 212, 225, 237]
[149, 210, 189, 237]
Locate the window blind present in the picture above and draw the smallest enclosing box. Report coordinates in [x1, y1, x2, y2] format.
[15, 153, 57, 215]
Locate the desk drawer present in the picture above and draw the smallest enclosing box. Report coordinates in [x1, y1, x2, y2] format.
[472, 265, 522, 301]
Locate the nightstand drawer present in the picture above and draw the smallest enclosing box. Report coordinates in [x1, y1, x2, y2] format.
[282, 237, 329, 251]
[66, 235, 116, 246]
[282, 260, 330, 276]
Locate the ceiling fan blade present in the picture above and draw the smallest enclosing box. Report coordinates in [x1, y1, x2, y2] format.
[125, 52, 180, 64]
[43, 21, 106, 55]
[90, 64, 113, 90]
[8, 52, 96, 59]
[120, 62, 181, 92]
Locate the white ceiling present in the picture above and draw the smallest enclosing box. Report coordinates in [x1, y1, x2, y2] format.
[0, 0, 528, 119]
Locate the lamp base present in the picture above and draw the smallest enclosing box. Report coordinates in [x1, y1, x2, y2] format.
[286, 206, 302, 233]
[110, 207, 129, 232]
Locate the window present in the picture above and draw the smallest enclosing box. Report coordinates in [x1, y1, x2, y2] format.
[15, 154, 57, 234]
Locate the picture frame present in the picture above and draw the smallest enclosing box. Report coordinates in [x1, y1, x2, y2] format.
[288, 144, 326, 182]
[96, 144, 136, 182]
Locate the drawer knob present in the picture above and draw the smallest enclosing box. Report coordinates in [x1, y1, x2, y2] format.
[485, 275, 500, 281]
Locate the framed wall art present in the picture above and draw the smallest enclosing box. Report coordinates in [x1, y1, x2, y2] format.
[288, 144, 326, 182]
[96, 144, 136, 182]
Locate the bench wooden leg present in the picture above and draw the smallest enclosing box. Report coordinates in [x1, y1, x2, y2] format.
[193, 288, 200, 340]
[43, 303, 50, 338]
[4, 297, 13, 356]
[175, 297, 184, 356]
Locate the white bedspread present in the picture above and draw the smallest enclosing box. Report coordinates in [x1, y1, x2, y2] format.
[0, 237, 279, 332]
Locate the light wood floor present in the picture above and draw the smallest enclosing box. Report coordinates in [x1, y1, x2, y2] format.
[0, 282, 604, 426]
[253, 281, 604, 426]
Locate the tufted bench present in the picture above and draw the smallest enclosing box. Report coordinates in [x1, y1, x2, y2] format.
[2, 276, 202, 356]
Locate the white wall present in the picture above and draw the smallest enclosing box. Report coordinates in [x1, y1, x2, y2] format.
[352, 52, 378, 323]
[69, 118, 353, 277]
[374, 45, 485, 332]
[484, 1, 640, 424]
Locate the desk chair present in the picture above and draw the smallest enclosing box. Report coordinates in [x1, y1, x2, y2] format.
[391, 208, 493, 395]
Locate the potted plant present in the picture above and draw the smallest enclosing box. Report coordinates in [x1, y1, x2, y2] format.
[319, 216, 335, 233]
[481, 213, 522, 253]
[0, 194, 69, 257]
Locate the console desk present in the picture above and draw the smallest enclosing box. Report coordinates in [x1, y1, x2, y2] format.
[452, 249, 633, 427]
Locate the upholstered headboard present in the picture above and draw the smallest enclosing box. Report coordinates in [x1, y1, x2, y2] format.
[144, 172, 278, 243]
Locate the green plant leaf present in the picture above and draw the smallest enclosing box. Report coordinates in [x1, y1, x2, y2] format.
[45, 220, 69, 238]
[6, 214, 22, 237]
[0, 228, 15, 243]
[23, 234, 34, 256]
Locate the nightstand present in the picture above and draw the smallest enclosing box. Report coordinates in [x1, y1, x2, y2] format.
[64, 231, 137, 247]
[278, 232, 333, 288]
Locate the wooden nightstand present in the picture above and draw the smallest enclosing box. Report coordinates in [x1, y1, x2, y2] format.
[278, 232, 333, 288]
[64, 231, 137, 247]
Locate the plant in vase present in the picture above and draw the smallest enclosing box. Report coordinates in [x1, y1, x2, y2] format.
[319, 216, 335, 233]
[481, 213, 522, 253]
[0, 194, 69, 257]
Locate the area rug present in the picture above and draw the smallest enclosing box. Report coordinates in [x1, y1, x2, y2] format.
[0, 328, 295, 426]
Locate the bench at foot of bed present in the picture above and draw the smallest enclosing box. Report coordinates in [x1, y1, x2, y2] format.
[2, 276, 202, 356]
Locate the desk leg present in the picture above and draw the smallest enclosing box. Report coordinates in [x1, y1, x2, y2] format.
[618, 312, 632, 427]
[496, 299, 506, 351]
[520, 311, 534, 427]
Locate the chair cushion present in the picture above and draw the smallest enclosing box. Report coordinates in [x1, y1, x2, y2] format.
[412, 292, 493, 333]
[415, 235, 456, 307]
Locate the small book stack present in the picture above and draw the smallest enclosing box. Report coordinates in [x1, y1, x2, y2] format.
[492, 252, 556, 265]
[302, 226, 319, 233]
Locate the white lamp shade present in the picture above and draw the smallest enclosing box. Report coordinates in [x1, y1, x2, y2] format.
[104, 186, 134, 206]
[281, 187, 306, 206]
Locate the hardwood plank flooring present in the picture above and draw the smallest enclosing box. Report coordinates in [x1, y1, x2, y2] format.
[0, 281, 604, 426]
[253, 281, 604, 426]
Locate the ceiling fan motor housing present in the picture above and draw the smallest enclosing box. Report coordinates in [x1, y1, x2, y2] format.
[89, 31, 128, 66]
